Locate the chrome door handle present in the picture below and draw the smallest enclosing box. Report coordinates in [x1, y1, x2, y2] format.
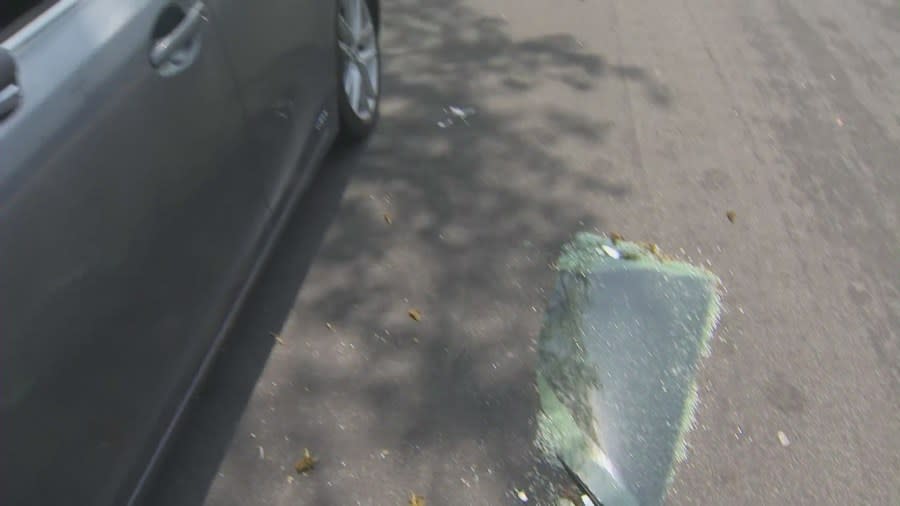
[0, 83, 21, 118]
[0, 48, 20, 118]
[150, 2, 206, 68]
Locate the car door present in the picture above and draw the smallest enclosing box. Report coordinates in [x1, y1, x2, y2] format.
[210, 0, 337, 208]
[0, 1, 269, 505]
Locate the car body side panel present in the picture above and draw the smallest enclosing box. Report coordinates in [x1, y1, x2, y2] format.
[0, 0, 272, 504]
[208, 0, 337, 208]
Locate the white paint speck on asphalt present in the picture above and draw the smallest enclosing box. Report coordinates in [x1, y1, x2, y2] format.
[777, 431, 791, 447]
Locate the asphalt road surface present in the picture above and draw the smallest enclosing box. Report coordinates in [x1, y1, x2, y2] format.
[145, 0, 900, 504]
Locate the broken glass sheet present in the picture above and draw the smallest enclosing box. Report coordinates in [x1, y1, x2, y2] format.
[535, 233, 721, 506]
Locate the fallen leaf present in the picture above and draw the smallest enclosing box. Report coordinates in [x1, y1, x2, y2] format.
[294, 448, 317, 474]
[559, 488, 583, 505]
[384, 213, 393, 225]
[726, 210, 736, 223]
[609, 232, 624, 243]
[409, 492, 426, 506]
[408, 309, 422, 321]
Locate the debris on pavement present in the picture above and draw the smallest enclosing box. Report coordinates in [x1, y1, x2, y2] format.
[294, 448, 317, 474]
[609, 232, 624, 244]
[777, 430, 791, 447]
[258, 446, 265, 460]
[515, 488, 529, 502]
[600, 244, 620, 259]
[408, 308, 422, 321]
[436, 105, 477, 128]
[325, 322, 334, 331]
[384, 213, 393, 225]
[537, 232, 722, 506]
[448, 105, 476, 120]
[726, 210, 736, 223]
[835, 116, 844, 127]
[408, 492, 426, 506]
[560, 488, 595, 506]
[270, 332, 285, 345]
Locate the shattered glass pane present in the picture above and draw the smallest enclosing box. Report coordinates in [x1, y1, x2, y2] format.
[535, 233, 722, 506]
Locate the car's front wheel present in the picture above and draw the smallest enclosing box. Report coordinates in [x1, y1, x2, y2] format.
[336, 0, 380, 142]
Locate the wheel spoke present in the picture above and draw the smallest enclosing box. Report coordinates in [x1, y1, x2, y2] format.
[357, 46, 377, 65]
[352, 0, 364, 37]
[337, 40, 354, 59]
[337, 15, 354, 44]
[355, 82, 368, 115]
[344, 64, 361, 111]
[357, 22, 375, 46]
[355, 59, 376, 99]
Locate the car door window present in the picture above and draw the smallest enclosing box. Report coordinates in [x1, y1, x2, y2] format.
[0, 0, 58, 41]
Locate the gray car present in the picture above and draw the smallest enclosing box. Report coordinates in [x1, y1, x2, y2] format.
[0, 0, 380, 504]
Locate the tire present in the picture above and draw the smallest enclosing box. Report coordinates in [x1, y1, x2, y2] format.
[335, 0, 381, 143]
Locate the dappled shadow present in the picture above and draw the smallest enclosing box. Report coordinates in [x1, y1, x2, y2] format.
[142, 146, 360, 506]
[280, 1, 667, 504]
[146, 0, 668, 505]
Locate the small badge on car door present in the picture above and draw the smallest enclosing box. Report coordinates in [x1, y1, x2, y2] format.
[314, 108, 329, 131]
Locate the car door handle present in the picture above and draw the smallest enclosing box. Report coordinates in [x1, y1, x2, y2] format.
[150, 2, 206, 68]
[0, 48, 21, 119]
[0, 83, 21, 118]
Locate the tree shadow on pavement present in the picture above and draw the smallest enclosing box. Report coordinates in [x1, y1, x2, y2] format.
[145, 0, 668, 504]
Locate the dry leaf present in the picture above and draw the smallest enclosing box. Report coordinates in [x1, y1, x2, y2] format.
[726, 210, 736, 223]
[559, 489, 581, 505]
[609, 232, 624, 243]
[409, 493, 426, 506]
[408, 309, 422, 321]
[294, 448, 317, 474]
[384, 213, 393, 225]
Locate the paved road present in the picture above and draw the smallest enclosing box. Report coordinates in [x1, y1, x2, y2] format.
[145, 0, 900, 504]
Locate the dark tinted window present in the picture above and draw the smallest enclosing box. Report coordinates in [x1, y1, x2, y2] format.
[1, 0, 58, 42]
